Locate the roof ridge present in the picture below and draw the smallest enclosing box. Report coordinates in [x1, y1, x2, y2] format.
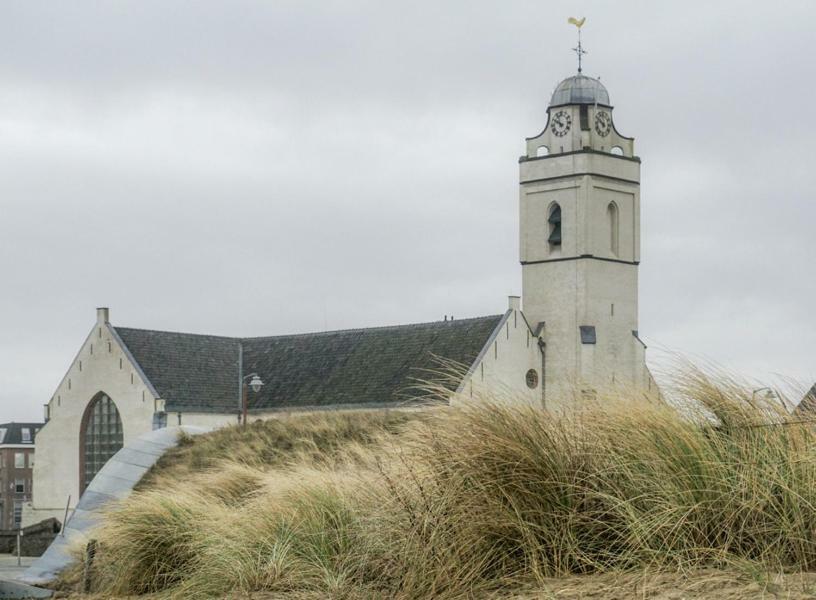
[240, 314, 504, 341]
[113, 326, 240, 342]
[113, 314, 504, 342]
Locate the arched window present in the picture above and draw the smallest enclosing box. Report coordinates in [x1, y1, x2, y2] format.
[536, 145, 549, 157]
[607, 202, 619, 256]
[79, 392, 124, 494]
[548, 203, 562, 248]
[610, 146, 624, 156]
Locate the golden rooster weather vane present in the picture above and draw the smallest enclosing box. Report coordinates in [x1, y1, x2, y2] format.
[568, 17, 587, 73]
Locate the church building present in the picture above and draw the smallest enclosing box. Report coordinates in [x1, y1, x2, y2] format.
[25, 67, 658, 526]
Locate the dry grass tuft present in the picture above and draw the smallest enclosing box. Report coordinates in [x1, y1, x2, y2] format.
[137, 409, 424, 489]
[68, 368, 816, 598]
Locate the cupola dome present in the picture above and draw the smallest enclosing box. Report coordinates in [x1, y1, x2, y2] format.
[550, 74, 610, 106]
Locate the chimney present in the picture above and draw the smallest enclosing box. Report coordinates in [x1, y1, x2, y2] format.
[508, 296, 521, 311]
[96, 307, 110, 325]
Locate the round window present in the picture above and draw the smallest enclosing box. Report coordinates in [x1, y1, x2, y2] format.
[525, 369, 539, 389]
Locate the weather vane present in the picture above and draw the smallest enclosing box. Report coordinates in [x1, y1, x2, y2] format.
[568, 17, 587, 73]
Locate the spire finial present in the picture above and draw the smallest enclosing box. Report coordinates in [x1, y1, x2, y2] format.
[568, 17, 587, 73]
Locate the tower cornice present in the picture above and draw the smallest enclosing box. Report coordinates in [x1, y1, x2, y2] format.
[520, 172, 640, 187]
[519, 148, 641, 164]
[520, 254, 640, 266]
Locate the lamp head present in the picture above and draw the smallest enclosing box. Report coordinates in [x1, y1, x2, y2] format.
[249, 375, 264, 393]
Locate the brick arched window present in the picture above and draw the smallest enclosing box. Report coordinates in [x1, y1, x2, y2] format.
[79, 392, 124, 494]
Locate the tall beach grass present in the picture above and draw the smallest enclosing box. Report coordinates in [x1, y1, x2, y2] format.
[70, 368, 816, 598]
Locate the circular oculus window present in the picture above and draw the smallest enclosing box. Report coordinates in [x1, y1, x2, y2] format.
[525, 369, 539, 389]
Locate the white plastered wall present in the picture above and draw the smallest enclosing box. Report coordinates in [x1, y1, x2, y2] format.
[452, 303, 544, 408]
[524, 104, 635, 158]
[519, 119, 658, 407]
[165, 412, 239, 429]
[23, 313, 158, 526]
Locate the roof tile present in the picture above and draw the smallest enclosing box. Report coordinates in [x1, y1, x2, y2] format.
[114, 315, 502, 413]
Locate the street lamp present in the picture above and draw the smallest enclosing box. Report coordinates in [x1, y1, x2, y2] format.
[242, 373, 264, 426]
[751, 387, 774, 401]
[751, 387, 789, 413]
[751, 387, 776, 403]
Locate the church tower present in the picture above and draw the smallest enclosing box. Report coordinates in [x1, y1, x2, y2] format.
[519, 59, 654, 405]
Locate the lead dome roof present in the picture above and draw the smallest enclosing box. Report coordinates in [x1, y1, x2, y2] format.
[550, 74, 610, 106]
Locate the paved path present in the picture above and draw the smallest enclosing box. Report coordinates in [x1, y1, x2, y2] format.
[0, 554, 35, 580]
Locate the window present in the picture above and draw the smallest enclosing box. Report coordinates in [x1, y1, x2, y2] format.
[152, 411, 167, 430]
[579, 105, 590, 131]
[0, 428, 6, 444]
[536, 145, 549, 157]
[21, 428, 31, 443]
[548, 203, 562, 248]
[607, 202, 619, 256]
[525, 369, 539, 389]
[14, 453, 24, 469]
[81, 393, 124, 493]
[13, 501, 22, 529]
[14, 479, 25, 493]
[610, 146, 624, 156]
[580, 325, 597, 345]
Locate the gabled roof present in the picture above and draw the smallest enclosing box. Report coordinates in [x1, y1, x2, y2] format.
[113, 315, 503, 414]
[0, 422, 44, 446]
[114, 328, 240, 413]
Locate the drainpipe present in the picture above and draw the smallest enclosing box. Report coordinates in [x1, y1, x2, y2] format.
[538, 339, 547, 409]
[237, 342, 243, 424]
[536, 319, 547, 409]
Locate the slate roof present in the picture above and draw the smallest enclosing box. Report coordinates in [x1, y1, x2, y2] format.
[795, 384, 816, 415]
[0, 422, 44, 446]
[113, 315, 504, 414]
[114, 328, 241, 414]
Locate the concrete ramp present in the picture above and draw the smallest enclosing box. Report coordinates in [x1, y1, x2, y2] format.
[0, 579, 52, 598]
[17, 426, 210, 586]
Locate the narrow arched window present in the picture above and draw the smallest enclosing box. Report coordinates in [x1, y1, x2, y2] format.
[607, 202, 619, 256]
[548, 203, 562, 248]
[79, 392, 124, 494]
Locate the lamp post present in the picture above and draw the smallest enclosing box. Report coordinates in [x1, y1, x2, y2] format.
[242, 373, 264, 427]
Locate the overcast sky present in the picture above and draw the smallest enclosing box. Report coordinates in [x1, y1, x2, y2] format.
[1, 1, 814, 421]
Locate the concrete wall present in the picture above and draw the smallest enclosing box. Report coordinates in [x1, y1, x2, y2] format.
[24, 310, 158, 526]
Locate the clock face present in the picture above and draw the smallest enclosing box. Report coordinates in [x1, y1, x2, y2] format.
[550, 110, 571, 137]
[594, 111, 612, 137]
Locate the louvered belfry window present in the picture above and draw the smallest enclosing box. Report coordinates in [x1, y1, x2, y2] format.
[82, 394, 124, 492]
[548, 204, 562, 247]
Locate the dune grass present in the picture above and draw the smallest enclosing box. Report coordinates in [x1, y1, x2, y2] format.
[136, 409, 425, 490]
[69, 368, 816, 598]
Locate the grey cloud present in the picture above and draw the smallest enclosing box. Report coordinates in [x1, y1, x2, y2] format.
[1, 1, 814, 419]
